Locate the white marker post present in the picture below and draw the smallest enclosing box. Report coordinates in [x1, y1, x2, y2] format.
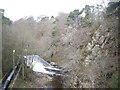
[13, 50, 15, 68]
[13, 50, 15, 77]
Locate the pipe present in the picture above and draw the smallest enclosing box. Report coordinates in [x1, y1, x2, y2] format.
[2, 66, 17, 90]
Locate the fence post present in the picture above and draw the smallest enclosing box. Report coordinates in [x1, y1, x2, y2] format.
[22, 56, 25, 80]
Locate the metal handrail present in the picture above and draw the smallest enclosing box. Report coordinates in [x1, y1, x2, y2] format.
[1, 64, 19, 90]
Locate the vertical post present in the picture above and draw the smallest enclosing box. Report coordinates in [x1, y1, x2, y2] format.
[22, 56, 25, 80]
[0, 9, 3, 82]
[22, 48, 27, 80]
[13, 50, 15, 78]
[13, 50, 15, 68]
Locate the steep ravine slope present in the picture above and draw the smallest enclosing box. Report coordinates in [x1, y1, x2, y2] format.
[52, 5, 118, 88]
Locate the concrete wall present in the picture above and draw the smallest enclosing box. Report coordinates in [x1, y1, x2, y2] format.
[0, 9, 3, 81]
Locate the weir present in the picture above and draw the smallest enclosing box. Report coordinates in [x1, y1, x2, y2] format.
[24, 55, 63, 76]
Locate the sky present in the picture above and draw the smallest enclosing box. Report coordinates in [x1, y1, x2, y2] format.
[0, 0, 108, 21]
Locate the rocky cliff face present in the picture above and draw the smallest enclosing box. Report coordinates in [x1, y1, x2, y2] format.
[50, 4, 119, 88]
